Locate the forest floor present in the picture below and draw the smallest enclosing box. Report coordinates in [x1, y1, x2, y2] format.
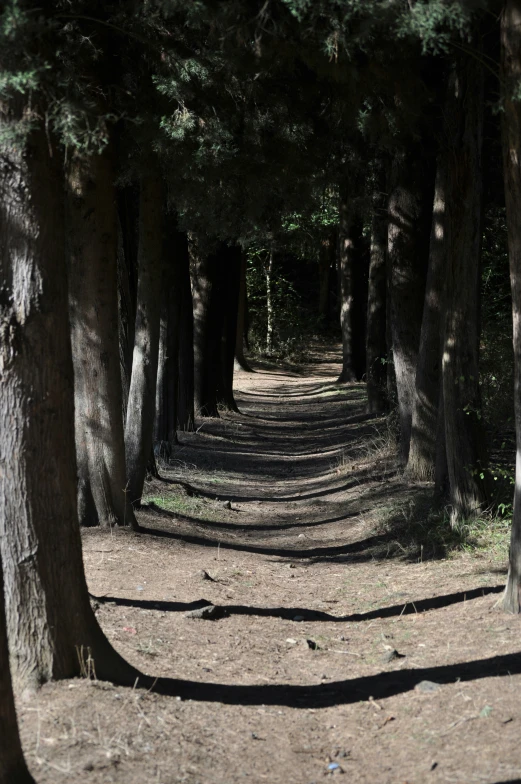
[18, 347, 521, 784]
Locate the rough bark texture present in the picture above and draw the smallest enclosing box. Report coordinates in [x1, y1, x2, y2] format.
[125, 171, 164, 506]
[406, 158, 447, 481]
[0, 560, 34, 783]
[235, 253, 253, 372]
[68, 148, 136, 529]
[388, 149, 434, 461]
[337, 188, 356, 383]
[366, 164, 388, 415]
[117, 185, 139, 423]
[442, 49, 489, 526]
[351, 221, 369, 382]
[0, 126, 139, 690]
[501, 0, 521, 612]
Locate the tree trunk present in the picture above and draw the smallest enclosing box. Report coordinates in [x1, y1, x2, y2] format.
[265, 249, 274, 355]
[318, 240, 330, 322]
[235, 253, 253, 371]
[337, 188, 357, 383]
[501, 0, 521, 612]
[68, 147, 137, 529]
[442, 48, 489, 526]
[366, 163, 388, 414]
[0, 559, 34, 783]
[0, 125, 139, 691]
[388, 149, 434, 461]
[192, 244, 220, 417]
[176, 231, 195, 432]
[217, 245, 241, 412]
[406, 157, 447, 480]
[117, 185, 139, 423]
[125, 171, 164, 507]
[352, 221, 369, 382]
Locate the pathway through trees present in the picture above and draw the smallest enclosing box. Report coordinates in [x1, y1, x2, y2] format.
[18, 351, 521, 784]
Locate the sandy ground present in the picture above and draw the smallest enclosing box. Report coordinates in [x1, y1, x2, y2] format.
[16, 349, 521, 784]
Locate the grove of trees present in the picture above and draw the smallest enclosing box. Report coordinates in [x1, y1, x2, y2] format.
[2, 0, 521, 777]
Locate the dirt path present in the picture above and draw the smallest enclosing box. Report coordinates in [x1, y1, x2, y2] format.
[19, 350, 521, 783]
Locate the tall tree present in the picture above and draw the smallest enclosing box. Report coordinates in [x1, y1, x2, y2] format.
[501, 0, 521, 612]
[366, 161, 388, 414]
[0, 122, 139, 690]
[442, 45, 489, 525]
[125, 169, 164, 507]
[68, 146, 137, 529]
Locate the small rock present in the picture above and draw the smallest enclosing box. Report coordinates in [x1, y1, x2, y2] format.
[223, 500, 232, 510]
[185, 604, 225, 620]
[307, 639, 320, 650]
[136, 585, 144, 592]
[415, 680, 440, 694]
[200, 569, 216, 582]
[286, 638, 297, 645]
[297, 534, 305, 538]
[83, 761, 95, 771]
[381, 649, 406, 664]
[293, 615, 305, 622]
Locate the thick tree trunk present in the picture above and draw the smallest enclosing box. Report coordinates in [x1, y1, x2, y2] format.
[442, 49, 489, 526]
[192, 244, 220, 417]
[235, 253, 253, 372]
[501, 0, 521, 612]
[125, 171, 164, 507]
[366, 164, 388, 414]
[388, 149, 434, 461]
[217, 246, 241, 412]
[68, 147, 137, 529]
[0, 126, 139, 690]
[265, 249, 274, 355]
[117, 185, 139, 422]
[0, 560, 34, 783]
[406, 158, 447, 481]
[337, 188, 357, 383]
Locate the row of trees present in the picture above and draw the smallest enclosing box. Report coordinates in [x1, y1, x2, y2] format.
[3, 0, 521, 779]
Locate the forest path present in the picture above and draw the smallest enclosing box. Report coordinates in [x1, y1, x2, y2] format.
[23, 348, 521, 784]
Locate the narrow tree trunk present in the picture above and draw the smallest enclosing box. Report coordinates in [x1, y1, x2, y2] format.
[0, 125, 139, 691]
[501, 0, 521, 612]
[265, 249, 274, 355]
[318, 240, 330, 322]
[406, 157, 447, 481]
[352, 221, 369, 382]
[235, 253, 253, 371]
[68, 147, 137, 529]
[366, 163, 388, 414]
[0, 559, 34, 783]
[125, 171, 164, 507]
[176, 232, 195, 431]
[388, 149, 434, 461]
[217, 245, 241, 412]
[442, 48, 489, 526]
[337, 188, 356, 383]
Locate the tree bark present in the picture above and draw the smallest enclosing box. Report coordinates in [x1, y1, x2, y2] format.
[501, 0, 521, 612]
[406, 157, 447, 481]
[265, 249, 274, 355]
[337, 187, 357, 383]
[192, 243, 220, 417]
[68, 146, 137, 529]
[117, 185, 139, 423]
[366, 163, 388, 414]
[388, 149, 434, 461]
[0, 559, 34, 783]
[442, 47, 489, 526]
[235, 253, 253, 372]
[217, 245, 241, 412]
[125, 170, 164, 507]
[176, 231, 195, 432]
[318, 239, 331, 322]
[0, 125, 139, 690]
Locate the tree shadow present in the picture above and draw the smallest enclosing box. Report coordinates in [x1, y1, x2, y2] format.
[128, 650, 521, 708]
[93, 584, 504, 622]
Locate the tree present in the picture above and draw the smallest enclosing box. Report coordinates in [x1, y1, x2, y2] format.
[501, 0, 521, 612]
[366, 160, 388, 414]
